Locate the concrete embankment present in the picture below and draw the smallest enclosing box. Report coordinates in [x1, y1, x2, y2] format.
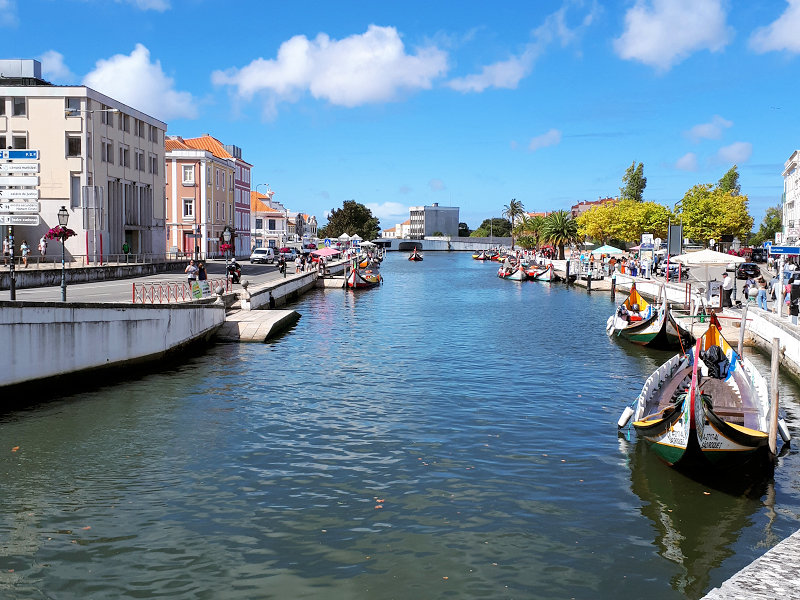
[0, 300, 224, 389]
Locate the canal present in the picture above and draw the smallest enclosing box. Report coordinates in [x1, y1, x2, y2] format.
[2, 252, 799, 599]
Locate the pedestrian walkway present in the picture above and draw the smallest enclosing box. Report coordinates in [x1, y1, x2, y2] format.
[215, 309, 300, 342]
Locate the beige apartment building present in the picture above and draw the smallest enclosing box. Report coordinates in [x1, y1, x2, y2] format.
[165, 135, 236, 258]
[0, 59, 167, 260]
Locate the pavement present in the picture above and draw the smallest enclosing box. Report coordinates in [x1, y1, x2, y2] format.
[0, 258, 298, 303]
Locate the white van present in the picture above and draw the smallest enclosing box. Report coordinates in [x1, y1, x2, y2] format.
[249, 247, 275, 264]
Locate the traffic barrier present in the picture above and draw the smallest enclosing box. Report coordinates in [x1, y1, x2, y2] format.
[132, 278, 231, 303]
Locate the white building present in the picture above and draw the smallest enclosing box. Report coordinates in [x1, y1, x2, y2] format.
[408, 203, 459, 238]
[783, 149, 800, 244]
[0, 59, 167, 259]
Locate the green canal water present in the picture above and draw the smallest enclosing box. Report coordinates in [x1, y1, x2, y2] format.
[2, 252, 799, 599]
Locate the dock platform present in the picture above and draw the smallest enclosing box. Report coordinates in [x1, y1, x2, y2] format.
[214, 309, 300, 342]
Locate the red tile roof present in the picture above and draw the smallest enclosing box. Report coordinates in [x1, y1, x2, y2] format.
[182, 134, 233, 159]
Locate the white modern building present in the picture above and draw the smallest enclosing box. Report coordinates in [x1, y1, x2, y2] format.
[408, 203, 459, 238]
[783, 149, 800, 244]
[0, 59, 167, 260]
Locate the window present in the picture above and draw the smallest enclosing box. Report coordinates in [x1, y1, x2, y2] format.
[70, 175, 81, 208]
[0, 135, 5, 149]
[12, 135, 26, 149]
[0, 97, 5, 116]
[101, 106, 112, 125]
[65, 98, 81, 117]
[87, 134, 92, 158]
[149, 154, 158, 175]
[135, 119, 145, 137]
[148, 125, 159, 143]
[182, 199, 194, 219]
[66, 134, 81, 157]
[135, 150, 145, 171]
[12, 97, 26, 116]
[215, 169, 219, 189]
[182, 165, 195, 185]
[222, 171, 225, 191]
[118, 112, 130, 132]
[268, 219, 276, 231]
[119, 145, 130, 167]
[255, 218, 263, 229]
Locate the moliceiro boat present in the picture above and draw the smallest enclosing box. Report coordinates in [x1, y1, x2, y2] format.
[619, 316, 790, 470]
[347, 260, 382, 288]
[606, 283, 690, 350]
[409, 249, 423, 261]
[526, 263, 559, 282]
[497, 264, 527, 281]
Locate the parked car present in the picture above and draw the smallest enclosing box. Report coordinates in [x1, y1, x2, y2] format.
[750, 247, 767, 263]
[279, 247, 298, 261]
[249, 247, 275, 264]
[305, 243, 317, 250]
[656, 262, 690, 280]
[735, 262, 761, 280]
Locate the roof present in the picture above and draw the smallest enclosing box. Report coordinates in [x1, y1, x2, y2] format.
[383, 226, 396, 232]
[165, 137, 193, 152]
[251, 191, 282, 214]
[182, 134, 233, 159]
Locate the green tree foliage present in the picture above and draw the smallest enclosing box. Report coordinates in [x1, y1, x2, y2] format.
[676, 184, 753, 245]
[750, 204, 782, 245]
[576, 200, 672, 244]
[620, 161, 647, 202]
[717, 165, 741, 196]
[502, 199, 525, 248]
[458, 222, 471, 237]
[318, 200, 380, 241]
[542, 210, 579, 260]
[513, 215, 546, 250]
[576, 203, 618, 244]
[470, 218, 512, 238]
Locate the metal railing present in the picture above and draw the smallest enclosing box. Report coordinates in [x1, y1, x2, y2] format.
[1, 253, 189, 270]
[132, 278, 231, 304]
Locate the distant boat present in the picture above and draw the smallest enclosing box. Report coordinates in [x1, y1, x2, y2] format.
[606, 283, 691, 350]
[472, 250, 489, 260]
[347, 267, 381, 288]
[409, 249, 423, 261]
[619, 315, 788, 470]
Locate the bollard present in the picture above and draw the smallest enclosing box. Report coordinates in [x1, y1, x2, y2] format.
[566, 260, 570, 285]
[611, 274, 616, 301]
[587, 272, 592, 292]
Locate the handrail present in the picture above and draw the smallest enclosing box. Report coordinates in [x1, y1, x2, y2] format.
[131, 278, 231, 304]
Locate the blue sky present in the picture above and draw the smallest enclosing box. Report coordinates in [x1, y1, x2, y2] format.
[2, 0, 799, 231]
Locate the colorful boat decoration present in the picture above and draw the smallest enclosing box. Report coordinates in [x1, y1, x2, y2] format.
[619, 315, 789, 471]
[472, 250, 491, 260]
[409, 249, 423, 261]
[606, 283, 691, 350]
[526, 263, 559, 282]
[497, 264, 528, 281]
[347, 267, 381, 288]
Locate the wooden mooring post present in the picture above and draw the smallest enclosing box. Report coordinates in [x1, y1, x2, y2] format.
[737, 303, 748, 357]
[565, 260, 570, 285]
[610, 274, 616, 301]
[769, 337, 780, 457]
[586, 271, 592, 292]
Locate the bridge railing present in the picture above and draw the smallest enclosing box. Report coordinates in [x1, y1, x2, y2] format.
[132, 278, 231, 304]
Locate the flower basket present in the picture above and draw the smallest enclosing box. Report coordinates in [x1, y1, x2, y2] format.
[220, 243, 234, 253]
[45, 226, 77, 243]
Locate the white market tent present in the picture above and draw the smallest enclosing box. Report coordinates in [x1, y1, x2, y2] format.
[671, 249, 745, 305]
[590, 244, 625, 255]
[350, 234, 362, 242]
[338, 233, 351, 242]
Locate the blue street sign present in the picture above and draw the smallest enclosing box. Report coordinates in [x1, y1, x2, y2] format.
[0, 150, 39, 160]
[767, 245, 800, 255]
[324, 238, 331, 247]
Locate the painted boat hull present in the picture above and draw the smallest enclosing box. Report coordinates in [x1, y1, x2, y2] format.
[347, 269, 381, 288]
[497, 267, 527, 281]
[527, 264, 556, 281]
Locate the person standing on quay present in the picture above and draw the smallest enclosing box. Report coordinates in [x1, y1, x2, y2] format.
[197, 262, 207, 281]
[20, 240, 30, 268]
[295, 255, 301, 274]
[2, 236, 9, 265]
[38, 235, 47, 258]
[722, 272, 734, 307]
[756, 276, 768, 310]
[185, 259, 198, 284]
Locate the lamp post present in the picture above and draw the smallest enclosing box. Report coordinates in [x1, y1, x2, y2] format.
[223, 227, 232, 286]
[58, 205, 69, 301]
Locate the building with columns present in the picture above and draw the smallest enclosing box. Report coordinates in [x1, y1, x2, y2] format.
[0, 58, 167, 260]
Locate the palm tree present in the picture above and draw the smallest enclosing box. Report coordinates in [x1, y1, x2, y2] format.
[542, 210, 579, 260]
[502, 199, 525, 249]
[527, 215, 546, 251]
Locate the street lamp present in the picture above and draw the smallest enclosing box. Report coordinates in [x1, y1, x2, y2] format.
[58, 205, 69, 301]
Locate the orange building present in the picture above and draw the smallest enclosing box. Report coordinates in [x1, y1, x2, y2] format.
[251, 190, 289, 248]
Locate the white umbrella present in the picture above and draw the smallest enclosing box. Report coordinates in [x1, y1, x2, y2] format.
[671, 249, 745, 307]
[350, 234, 362, 241]
[338, 233, 351, 242]
[359, 240, 376, 247]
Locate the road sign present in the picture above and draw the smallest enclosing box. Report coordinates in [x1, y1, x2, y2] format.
[324, 238, 331, 247]
[0, 201, 40, 213]
[0, 163, 39, 173]
[0, 214, 40, 226]
[0, 150, 39, 160]
[0, 189, 38, 199]
[0, 175, 38, 186]
[767, 245, 800, 255]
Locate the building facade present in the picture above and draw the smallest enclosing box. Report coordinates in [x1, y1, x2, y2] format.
[570, 197, 618, 219]
[783, 150, 800, 244]
[0, 59, 167, 260]
[165, 135, 236, 258]
[408, 203, 459, 238]
[250, 190, 288, 248]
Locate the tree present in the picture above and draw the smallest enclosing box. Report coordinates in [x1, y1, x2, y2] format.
[620, 161, 647, 202]
[717, 165, 741, 196]
[458, 222, 471, 237]
[576, 202, 619, 244]
[750, 204, 782, 245]
[502, 199, 525, 249]
[542, 210, 579, 260]
[318, 200, 380, 241]
[676, 184, 753, 246]
[514, 214, 546, 250]
[470, 218, 512, 238]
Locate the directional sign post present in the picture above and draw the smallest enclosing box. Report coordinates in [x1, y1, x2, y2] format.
[0, 214, 40, 226]
[0, 189, 38, 200]
[767, 245, 800, 256]
[0, 150, 39, 160]
[0, 163, 39, 173]
[0, 201, 40, 213]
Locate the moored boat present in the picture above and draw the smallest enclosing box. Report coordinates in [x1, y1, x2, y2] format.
[497, 264, 528, 281]
[527, 263, 559, 282]
[347, 267, 381, 288]
[619, 315, 789, 471]
[606, 283, 690, 350]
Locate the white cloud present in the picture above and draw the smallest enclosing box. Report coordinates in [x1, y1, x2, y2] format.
[613, 0, 732, 71]
[685, 115, 733, 142]
[83, 44, 198, 121]
[448, 2, 599, 92]
[365, 201, 409, 222]
[39, 51, 76, 84]
[750, 0, 800, 53]
[212, 25, 448, 118]
[528, 129, 562, 152]
[0, 0, 18, 26]
[429, 178, 446, 191]
[716, 142, 752, 164]
[119, 0, 170, 10]
[675, 152, 698, 171]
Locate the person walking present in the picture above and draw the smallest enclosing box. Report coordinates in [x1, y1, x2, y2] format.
[756, 276, 768, 310]
[294, 255, 301, 274]
[38, 235, 47, 258]
[722, 272, 734, 307]
[2, 236, 9, 266]
[20, 240, 29, 268]
[185, 259, 198, 284]
[197, 261, 208, 281]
